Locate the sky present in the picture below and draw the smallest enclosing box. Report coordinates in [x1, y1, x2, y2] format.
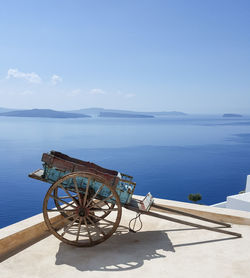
[0, 0, 249, 113]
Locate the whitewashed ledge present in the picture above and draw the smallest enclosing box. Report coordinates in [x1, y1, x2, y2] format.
[0, 196, 250, 278]
[0, 212, 45, 239]
[0, 212, 60, 262]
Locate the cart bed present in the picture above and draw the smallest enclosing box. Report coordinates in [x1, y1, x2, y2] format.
[29, 151, 136, 205]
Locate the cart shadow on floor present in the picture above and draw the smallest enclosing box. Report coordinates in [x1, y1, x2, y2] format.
[55, 225, 239, 272]
[55, 226, 175, 272]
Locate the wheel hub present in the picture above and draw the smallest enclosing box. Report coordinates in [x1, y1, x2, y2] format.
[78, 207, 88, 217]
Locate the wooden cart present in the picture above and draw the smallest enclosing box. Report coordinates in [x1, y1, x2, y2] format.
[29, 151, 241, 247]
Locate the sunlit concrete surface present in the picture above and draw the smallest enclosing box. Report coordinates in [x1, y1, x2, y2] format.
[1, 205, 250, 278]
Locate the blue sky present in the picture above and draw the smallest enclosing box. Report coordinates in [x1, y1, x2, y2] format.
[0, 0, 249, 113]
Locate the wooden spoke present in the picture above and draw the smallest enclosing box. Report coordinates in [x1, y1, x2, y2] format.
[92, 201, 116, 220]
[47, 208, 76, 212]
[50, 213, 78, 228]
[83, 177, 90, 206]
[59, 184, 79, 205]
[76, 217, 82, 242]
[87, 216, 106, 236]
[86, 184, 104, 207]
[49, 194, 77, 209]
[60, 202, 75, 210]
[89, 194, 113, 209]
[83, 217, 93, 243]
[56, 195, 77, 200]
[106, 203, 112, 209]
[49, 200, 73, 211]
[88, 213, 115, 226]
[73, 177, 82, 206]
[52, 187, 77, 219]
[61, 215, 79, 236]
[92, 202, 107, 209]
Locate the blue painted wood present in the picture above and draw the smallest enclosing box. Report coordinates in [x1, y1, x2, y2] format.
[42, 164, 134, 205]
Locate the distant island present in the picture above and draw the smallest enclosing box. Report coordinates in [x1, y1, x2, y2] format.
[68, 108, 187, 117]
[223, 113, 243, 118]
[147, 111, 187, 116]
[0, 107, 15, 113]
[0, 107, 188, 118]
[99, 112, 154, 118]
[0, 109, 90, 118]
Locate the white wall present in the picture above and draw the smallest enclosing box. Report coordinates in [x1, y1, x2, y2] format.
[212, 175, 250, 212]
[226, 192, 250, 212]
[246, 175, 250, 193]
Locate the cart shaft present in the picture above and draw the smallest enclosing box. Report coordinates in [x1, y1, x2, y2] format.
[125, 199, 242, 238]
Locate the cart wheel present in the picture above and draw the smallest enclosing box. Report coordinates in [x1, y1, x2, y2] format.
[43, 172, 122, 247]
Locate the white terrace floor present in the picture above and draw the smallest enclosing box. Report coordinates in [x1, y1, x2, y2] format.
[1, 200, 250, 278]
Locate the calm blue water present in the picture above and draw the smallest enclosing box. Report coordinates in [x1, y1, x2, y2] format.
[1, 115, 250, 228]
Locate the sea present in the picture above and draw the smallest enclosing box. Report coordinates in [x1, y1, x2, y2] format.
[1, 115, 250, 228]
